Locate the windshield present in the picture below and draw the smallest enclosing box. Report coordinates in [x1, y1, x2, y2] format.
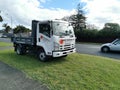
[52, 21, 74, 36]
[112, 39, 120, 44]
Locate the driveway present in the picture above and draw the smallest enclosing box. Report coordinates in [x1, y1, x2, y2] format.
[0, 61, 48, 90]
[76, 43, 120, 60]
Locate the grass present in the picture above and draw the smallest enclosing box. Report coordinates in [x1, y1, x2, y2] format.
[0, 42, 12, 47]
[0, 49, 120, 90]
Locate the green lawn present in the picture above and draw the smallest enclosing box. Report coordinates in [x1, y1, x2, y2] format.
[0, 49, 120, 90]
[0, 42, 12, 47]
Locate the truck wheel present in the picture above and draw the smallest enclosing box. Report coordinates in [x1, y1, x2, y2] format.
[16, 46, 23, 55]
[38, 50, 47, 62]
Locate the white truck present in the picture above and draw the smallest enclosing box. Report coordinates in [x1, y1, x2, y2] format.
[12, 20, 76, 61]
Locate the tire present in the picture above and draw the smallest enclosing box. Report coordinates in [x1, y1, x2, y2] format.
[101, 46, 110, 53]
[38, 50, 47, 62]
[16, 46, 23, 55]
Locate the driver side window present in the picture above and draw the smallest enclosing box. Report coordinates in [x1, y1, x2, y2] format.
[114, 40, 120, 45]
[39, 24, 50, 37]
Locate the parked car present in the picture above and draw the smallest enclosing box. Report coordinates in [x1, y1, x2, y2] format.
[1, 33, 7, 38]
[101, 38, 120, 52]
[1, 33, 13, 38]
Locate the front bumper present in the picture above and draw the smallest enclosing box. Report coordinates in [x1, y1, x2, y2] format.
[53, 48, 76, 57]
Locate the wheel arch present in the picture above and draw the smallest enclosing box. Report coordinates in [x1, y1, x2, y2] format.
[101, 46, 110, 52]
[14, 43, 22, 51]
[37, 46, 48, 61]
[37, 46, 46, 54]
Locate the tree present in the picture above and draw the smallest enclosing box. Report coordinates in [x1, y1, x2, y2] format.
[0, 16, 3, 22]
[97, 23, 120, 42]
[76, 3, 86, 30]
[103, 23, 120, 31]
[0, 11, 3, 22]
[62, 2, 86, 31]
[2, 23, 11, 33]
[86, 24, 98, 30]
[13, 25, 30, 34]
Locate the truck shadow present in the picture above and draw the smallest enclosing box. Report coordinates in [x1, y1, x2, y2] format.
[25, 53, 68, 63]
[47, 56, 68, 62]
[0, 51, 70, 69]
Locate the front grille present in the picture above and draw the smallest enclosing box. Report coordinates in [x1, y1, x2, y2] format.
[64, 44, 71, 50]
[64, 39, 73, 44]
[54, 48, 75, 52]
[59, 38, 75, 51]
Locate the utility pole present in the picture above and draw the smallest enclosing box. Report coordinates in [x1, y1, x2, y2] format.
[6, 13, 13, 33]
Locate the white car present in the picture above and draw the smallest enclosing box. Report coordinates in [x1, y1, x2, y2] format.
[101, 39, 120, 52]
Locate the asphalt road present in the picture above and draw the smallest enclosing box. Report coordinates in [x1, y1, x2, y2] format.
[0, 61, 48, 90]
[76, 43, 120, 60]
[0, 38, 11, 43]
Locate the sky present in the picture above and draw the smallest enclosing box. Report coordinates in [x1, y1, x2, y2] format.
[0, 0, 120, 29]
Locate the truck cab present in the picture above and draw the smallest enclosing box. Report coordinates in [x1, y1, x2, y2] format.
[13, 20, 76, 61]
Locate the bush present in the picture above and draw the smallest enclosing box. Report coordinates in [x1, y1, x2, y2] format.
[13, 25, 31, 34]
[75, 28, 120, 43]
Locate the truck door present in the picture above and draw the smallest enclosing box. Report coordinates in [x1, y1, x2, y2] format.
[37, 23, 53, 56]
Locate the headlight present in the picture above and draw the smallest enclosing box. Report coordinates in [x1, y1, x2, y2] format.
[54, 42, 59, 50]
